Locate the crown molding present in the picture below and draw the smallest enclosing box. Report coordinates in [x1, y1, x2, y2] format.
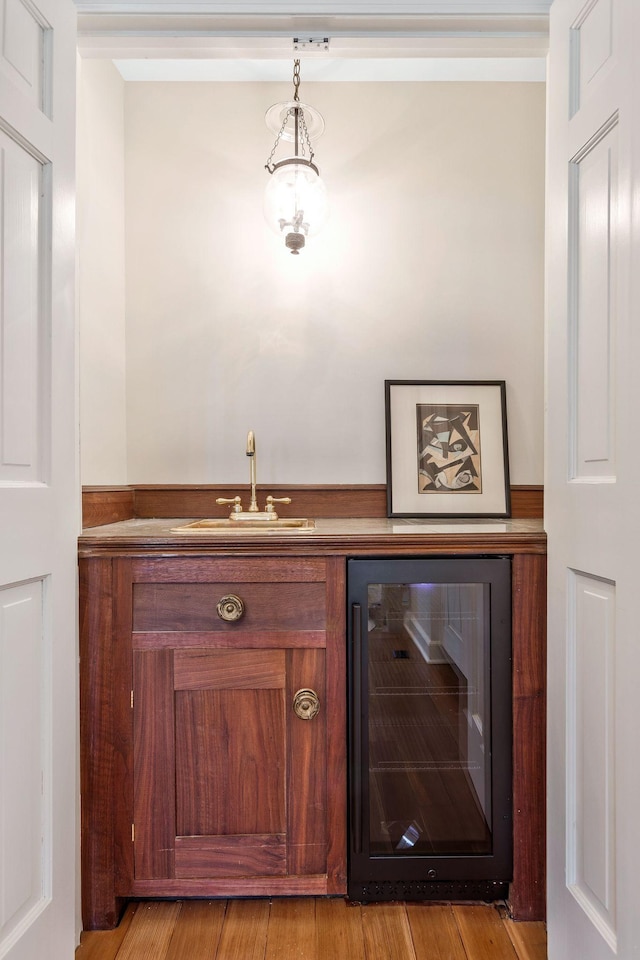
[74, 2, 552, 12]
[76, 2, 550, 66]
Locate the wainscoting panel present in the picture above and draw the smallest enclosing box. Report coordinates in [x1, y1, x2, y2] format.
[81, 485, 543, 529]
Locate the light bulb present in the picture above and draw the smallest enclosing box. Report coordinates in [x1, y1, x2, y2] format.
[264, 159, 328, 255]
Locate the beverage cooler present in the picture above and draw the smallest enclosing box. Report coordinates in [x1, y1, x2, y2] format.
[347, 556, 512, 902]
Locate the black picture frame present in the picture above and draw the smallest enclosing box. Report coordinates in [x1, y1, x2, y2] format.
[385, 379, 511, 518]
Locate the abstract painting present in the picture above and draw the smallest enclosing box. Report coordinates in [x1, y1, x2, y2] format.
[416, 404, 482, 494]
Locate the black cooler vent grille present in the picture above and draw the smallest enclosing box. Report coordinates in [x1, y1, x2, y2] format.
[349, 879, 509, 904]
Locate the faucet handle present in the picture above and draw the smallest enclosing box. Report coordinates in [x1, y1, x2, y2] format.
[265, 496, 292, 514]
[216, 496, 243, 514]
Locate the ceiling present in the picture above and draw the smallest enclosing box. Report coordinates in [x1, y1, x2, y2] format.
[76, 1, 550, 82]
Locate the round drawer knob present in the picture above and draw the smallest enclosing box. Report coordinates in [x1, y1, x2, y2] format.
[293, 688, 320, 720]
[216, 594, 245, 622]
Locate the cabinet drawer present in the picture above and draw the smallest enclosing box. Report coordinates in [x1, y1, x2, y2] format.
[132, 581, 326, 633]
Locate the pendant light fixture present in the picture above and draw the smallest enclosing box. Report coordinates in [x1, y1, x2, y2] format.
[264, 60, 328, 255]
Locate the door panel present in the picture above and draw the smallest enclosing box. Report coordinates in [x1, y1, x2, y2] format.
[546, 1, 640, 957]
[0, 0, 76, 957]
[0, 0, 46, 111]
[570, 122, 617, 480]
[571, 0, 615, 116]
[134, 644, 326, 882]
[567, 572, 616, 946]
[0, 580, 47, 934]
[175, 688, 286, 837]
[0, 131, 44, 483]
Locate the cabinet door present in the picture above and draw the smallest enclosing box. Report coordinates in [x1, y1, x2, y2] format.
[132, 645, 327, 884]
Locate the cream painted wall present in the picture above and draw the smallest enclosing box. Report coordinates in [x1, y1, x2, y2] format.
[78, 76, 545, 486]
[77, 59, 128, 484]
[122, 80, 545, 486]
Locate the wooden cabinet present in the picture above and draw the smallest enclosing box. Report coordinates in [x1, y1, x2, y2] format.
[79, 554, 347, 929]
[79, 525, 546, 929]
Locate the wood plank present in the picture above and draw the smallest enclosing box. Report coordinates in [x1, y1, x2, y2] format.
[174, 648, 286, 690]
[502, 919, 547, 960]
[325, 556, 348, 894]
[133, 630, 327, 650]
[76, 903, 138, 960]
[79, 557, 121, 929]
[405, 903, 467, 960]
[113, 559, 135, 900]
[265, 898, 317, 960]
[78, 900, 547, 960]
[510, 486, 543, 519]
[361, 904, 416, 960]
[106, 483, 541, 521]
[115, 901, 181, 960]
[452, 905, 519, 960]
[130, 875, 328, 897]
[164, 900, 227, 960]
[80, 527, 547, 559]
[132, 484, 388, 520]
[510, 553, 547, 921]
[133, 649, 176, 879]
[213, 899, 270, 960]
[315, 898, 365, 960]
[175, 834, 287, 878]
[287, 647, 327, 876]
[131, 556, 327, 583]
[82, 488, 135, 528]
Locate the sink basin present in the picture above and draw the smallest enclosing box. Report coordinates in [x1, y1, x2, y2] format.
[171, 518, 316, 533]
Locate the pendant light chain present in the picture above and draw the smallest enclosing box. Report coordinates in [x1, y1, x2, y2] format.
[265, 111, 293, 171]
[264, 59, 315, 172]
[293, 59, 301, 101]
[291, 59, 314, 159]
[297, 112, 314, 163]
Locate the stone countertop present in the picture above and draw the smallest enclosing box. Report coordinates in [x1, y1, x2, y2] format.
[78, 516, 546, 557]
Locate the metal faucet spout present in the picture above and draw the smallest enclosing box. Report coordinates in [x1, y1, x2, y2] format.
[216, 431, 292, 520]
[246, 430, 258, 511]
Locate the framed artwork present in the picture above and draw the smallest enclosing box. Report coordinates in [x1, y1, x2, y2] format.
[385, 380, 511, 518]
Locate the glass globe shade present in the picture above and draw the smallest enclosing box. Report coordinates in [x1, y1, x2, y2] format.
[264, 159, 328, 254]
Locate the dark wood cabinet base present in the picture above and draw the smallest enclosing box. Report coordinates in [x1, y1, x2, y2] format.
[79, 529, 545, 928]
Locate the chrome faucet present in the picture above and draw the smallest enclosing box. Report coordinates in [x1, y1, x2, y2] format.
[216, 431, 292, 520]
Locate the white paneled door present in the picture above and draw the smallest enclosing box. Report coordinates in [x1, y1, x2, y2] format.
[546, 0, 640, 957]
[0, 0, 77, 958]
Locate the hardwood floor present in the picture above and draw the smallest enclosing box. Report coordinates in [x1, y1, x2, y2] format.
[76, 899, 546, 960]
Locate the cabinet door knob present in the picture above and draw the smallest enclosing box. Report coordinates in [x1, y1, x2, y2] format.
[293, 688, 320, 720]
[216, 594, 245, 622]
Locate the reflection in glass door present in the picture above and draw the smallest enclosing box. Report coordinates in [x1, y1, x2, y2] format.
[348, 558, 512, 902]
